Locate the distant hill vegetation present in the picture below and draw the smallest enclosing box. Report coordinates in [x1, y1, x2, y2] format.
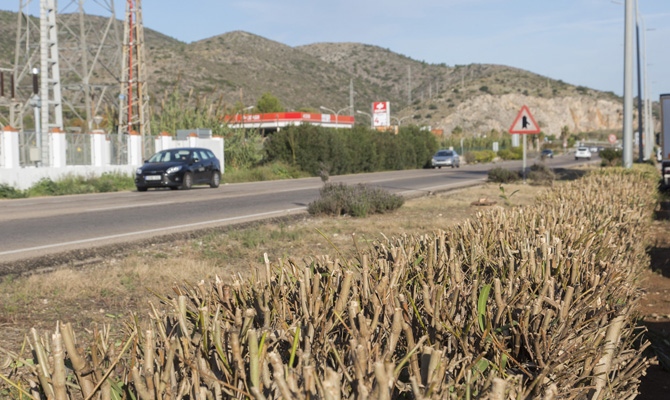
[0, 10, 624, 137]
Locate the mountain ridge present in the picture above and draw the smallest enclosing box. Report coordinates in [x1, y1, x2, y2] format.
[0, 10, 624, 137]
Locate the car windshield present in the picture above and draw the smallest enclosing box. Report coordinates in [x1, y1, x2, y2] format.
[436, 151, 454, 157]
[577, 147, 588, 152]
[148, 150, 191, 163]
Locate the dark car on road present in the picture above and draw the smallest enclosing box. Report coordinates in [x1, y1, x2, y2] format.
[541, 149, 554, 159]
[135, 147, 221, 191]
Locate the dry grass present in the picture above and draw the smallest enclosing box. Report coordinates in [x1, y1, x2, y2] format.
[0, 183, 544, 355]
[2, 166, 658, 399]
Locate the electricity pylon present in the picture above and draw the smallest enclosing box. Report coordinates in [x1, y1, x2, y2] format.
[118, 0, 150, 142]
[13, 0, 123, 134]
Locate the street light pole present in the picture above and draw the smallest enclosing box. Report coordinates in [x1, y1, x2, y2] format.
[320, 105, 351, 129]
[356, 110, 372, 129]
[635, 1, 644, 162]
[30, 67, 42, 167]
[241, 105, 253, 130]
[391, 115, 413, 126]
[622, 0, 635, 168]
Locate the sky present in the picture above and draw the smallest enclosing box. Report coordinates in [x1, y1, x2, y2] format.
[4, 0, 669, 100]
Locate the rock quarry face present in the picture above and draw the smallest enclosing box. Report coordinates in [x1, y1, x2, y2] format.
[436, 94, 624, 136]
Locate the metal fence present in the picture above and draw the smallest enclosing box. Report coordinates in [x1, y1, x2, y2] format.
[18, 131, 38, 167]
[109, 134, 128, 165]
[66, 133, 92, 165]
[15, 132, 158, 167]
[142, 135, 155, 160]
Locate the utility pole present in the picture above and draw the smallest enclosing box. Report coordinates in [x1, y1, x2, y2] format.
[407, 66, 411, 104]
[622, 0, 634, 168]
[349, 79, 354, 116]
[39, 0, 63, 165]
[635, 2, 643, 163]
[119, 0, 150, 152]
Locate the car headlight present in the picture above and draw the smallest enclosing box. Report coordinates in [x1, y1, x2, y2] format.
[136, 168, 143, 175]
[166, 165, 182, 174]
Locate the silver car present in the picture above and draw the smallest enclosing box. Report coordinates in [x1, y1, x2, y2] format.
[431, 149, 460, 168]
[574, 147, 592, 160]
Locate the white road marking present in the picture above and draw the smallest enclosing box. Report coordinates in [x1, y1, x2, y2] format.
[0, 207, 306, 256]
[86, 201, 180, 212]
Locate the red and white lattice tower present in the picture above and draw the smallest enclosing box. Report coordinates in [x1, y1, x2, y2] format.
[13, 0, 123, 134]
[118, 0, 150, 145]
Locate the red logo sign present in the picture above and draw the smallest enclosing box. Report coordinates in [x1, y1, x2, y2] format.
[373, 102, 388, 113]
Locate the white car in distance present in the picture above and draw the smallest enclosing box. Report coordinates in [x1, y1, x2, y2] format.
[574, 147, 592, 161]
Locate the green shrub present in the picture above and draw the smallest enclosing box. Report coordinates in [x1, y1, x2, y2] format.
[264, 125, 438, 176]
[465, 150, 496, 164]
[488, 167, 521, 183]
[600, 148, 623, 166]
[497, 147, 523, 160]
[92, 172, 135, 192]
[0, 184, 27, 199]
[24, 172, 134, 197]
[307, 182, 404, 217]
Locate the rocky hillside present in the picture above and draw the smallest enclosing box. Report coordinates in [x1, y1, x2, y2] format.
[0, 9, 626, 137]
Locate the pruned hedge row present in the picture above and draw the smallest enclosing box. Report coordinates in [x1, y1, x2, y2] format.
[264, 124, 439, 176]
[1, 167, 658, 399]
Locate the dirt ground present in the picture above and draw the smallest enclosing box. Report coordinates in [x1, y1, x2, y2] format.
[1, 180, 670, 397]
[636, 203, 670, 399]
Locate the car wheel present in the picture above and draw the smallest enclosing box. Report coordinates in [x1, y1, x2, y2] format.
[451, 164, 455, 168]
[180, 172, 193, 190]
[136, 186, 147, 192]
[210, 171, 221, 188]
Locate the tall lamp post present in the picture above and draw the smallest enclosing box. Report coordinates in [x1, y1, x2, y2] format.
[391, 115, 413, 126]
[30, 67, 41, 167]
[239, 105, 253, 129]
[356, 110, 372, 129]
[622, 0, 635, 168]
[320, 105, 351, 129]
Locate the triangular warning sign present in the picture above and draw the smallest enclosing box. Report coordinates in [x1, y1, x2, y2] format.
[508, 105, 541, 134]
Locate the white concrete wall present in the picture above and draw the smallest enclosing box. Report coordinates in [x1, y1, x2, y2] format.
[0, 165, 138, 190]
[0, 130, 225, 190]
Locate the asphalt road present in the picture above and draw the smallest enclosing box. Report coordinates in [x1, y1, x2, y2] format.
[0, 154, 594, 271]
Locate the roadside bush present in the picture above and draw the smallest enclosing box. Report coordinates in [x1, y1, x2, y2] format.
[25, 172, 134, 197]
[528, 163, 555, 185]
[497, 146, 523, 160]
[92, 172, 136, 192]
[307, 182, 404, 217]
[223, 128, 265, 170]
[0, 183, 27, 199]
[465, 149, 496, 163]
[264, 125, 438, 176]
[600, 147, 623, 166]
[488, 166, 521, 183]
